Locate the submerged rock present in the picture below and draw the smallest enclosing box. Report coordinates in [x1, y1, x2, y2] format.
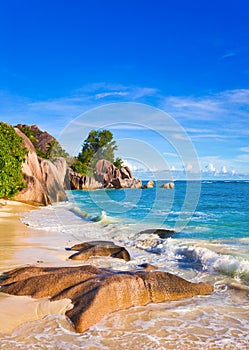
[0, 265, 213, 333]
[67, 240, 131, 261]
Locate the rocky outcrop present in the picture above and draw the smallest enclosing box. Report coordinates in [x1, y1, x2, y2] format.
[160, 182, 174, 189]
[95, 159, 142, 189]
[108, 177, 142, 189]
[52, 157, 67, 185]
[143, 180, 154, 188]
[0, 265, 213, 333]
[67, 241, 131, 261]
[16, 124, 55, 154]
[14, 128, 67, 206]
[66, 168, 103, 190]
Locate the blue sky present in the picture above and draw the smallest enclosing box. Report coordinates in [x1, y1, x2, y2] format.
[1, 0, 249, 178]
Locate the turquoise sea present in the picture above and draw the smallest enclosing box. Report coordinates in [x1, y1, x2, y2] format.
[1, 180, 249, 349]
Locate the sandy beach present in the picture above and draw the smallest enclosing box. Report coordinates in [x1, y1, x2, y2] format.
[1, 199, 249, 350]
[0, 201, 73, 334]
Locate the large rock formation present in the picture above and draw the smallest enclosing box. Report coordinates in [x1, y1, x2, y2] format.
[95, 159, 142, 189]
[16, 124, 55, 154]
[66, 168, 103, 190]
[0, 265, 213, 333]
[14, 128, 67, 206]
[67, 159, 142, 190]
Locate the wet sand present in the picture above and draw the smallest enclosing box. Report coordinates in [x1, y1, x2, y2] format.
[1, 201, 249, 349]
[0, 201, 72, 334]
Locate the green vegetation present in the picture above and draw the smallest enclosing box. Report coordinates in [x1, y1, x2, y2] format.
[45, 139, 69, 160]
[19, 126, 69, 160]
[71, 129, 123, 175]
[113, 157, 124, 169]
[0, 123, 28, 198]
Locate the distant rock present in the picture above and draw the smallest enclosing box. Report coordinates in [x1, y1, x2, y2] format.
[119, 166, 133, 179]
[0, 265, 213, 333]
[95, 159, 142, 189]
[160, 182, 174, 189]
[66, 168, 103, 190]
[109, 177, 142, 189]
[143, 180, 154, 188]
[14, 128, 67, 206]
[95, 159, 118, 184]
[67, 240, 131, 261]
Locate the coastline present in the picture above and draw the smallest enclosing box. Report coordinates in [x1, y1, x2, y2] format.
[1, 197, 249, 349]
[0, 201, 72, 334]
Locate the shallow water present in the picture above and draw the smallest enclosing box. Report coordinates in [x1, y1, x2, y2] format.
[1, 181, 249, 349]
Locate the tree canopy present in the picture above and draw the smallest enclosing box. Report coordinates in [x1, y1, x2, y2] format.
[0, 123, 28, 198]
[19, 125, 69, 161]
[71, 129, 120, 175]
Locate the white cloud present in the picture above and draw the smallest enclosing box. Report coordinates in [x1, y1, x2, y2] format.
[206, 163, 216, 172]
[95, 91, 128, 99]
[240, 147, 249, 153]
[221, 51, 237, 60]
[221, 166, 227, 174]
[163, 152, 178, 157]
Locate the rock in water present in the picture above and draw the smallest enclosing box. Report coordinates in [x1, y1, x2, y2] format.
[143, 180, 154, 188]
[95, 159, 142, 189]
[67, 240, 131, 261]
[160, 182, 174, 189]
[0, 265, 213, 333]
[137, 228, 176, 239]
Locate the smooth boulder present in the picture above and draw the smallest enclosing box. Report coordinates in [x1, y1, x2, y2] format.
[160, 182, 174, 189]
[143, 180, 154, 188]
[0, 265, 213, 333]
[67, 241, 131, 261]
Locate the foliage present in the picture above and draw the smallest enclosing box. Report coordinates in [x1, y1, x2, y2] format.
[19, 125, 38, 144]
[19, 125, 69, 161]
[113, 157, 124, 169]
[45, 140, 69, 160]
[71, 158, 90, 176]
[74, 129, 118, 175]
[0, 123, 28, 198]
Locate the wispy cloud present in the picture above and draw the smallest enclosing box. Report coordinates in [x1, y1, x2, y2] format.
[221, 51, 237, 60]
[240, 147, 249, 153]
[0, 85, 249, 174]
[95, 91, 128, 99]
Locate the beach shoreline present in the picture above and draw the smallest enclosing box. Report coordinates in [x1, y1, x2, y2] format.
[0, 201, 73, 334]
[1, 197, 249, 349]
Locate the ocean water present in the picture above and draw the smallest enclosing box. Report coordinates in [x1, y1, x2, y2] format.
[1, 180, 249, 349]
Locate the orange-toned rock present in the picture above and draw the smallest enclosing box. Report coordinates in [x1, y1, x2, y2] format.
[0, 265, 213, 333]
[14, 128, 67, 205]
[160, 182, 174, 189]
[68, 241, 131, 261]
[143, 180, 154, 188]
